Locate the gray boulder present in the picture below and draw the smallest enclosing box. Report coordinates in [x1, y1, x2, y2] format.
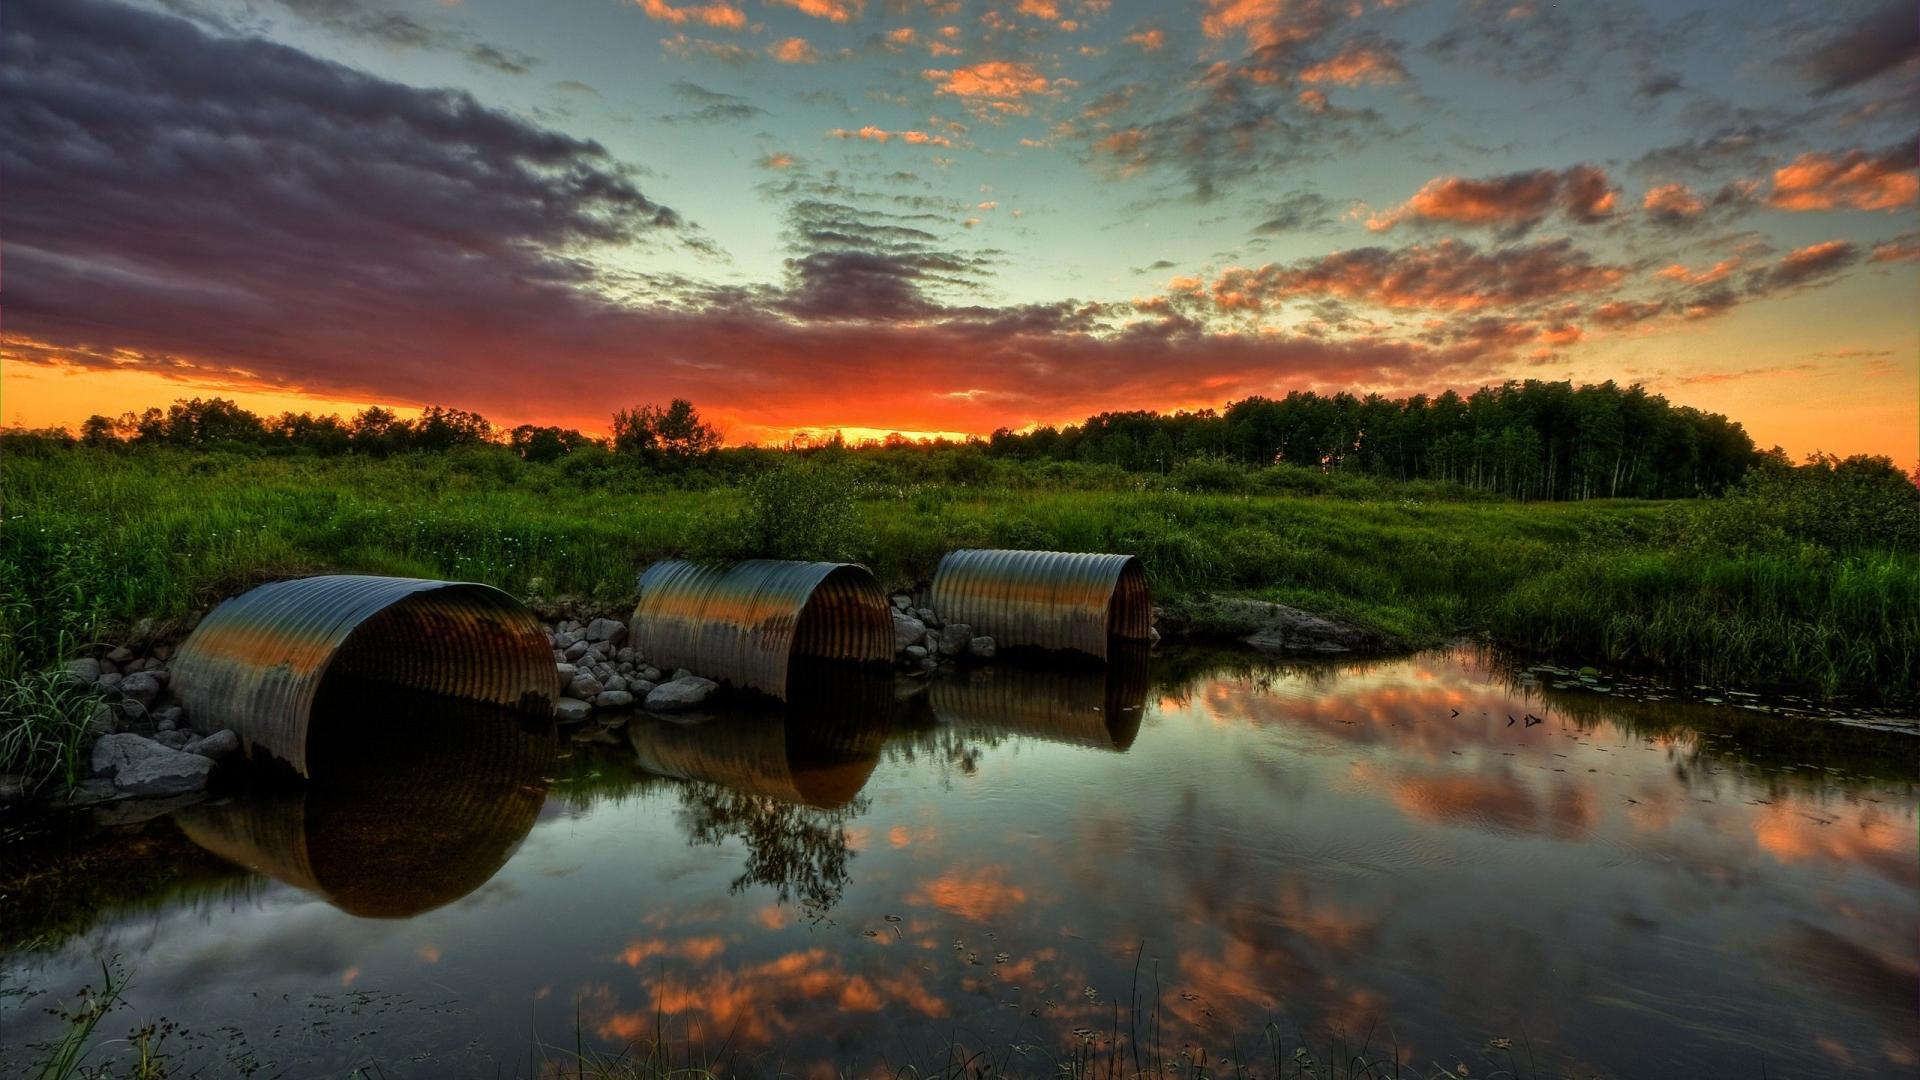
[152, 729, 193, 750]
[915, 607, 940, 628]
[553, 697, 593, 723]
[584, 617, 627, 645]
[564, 639, 591, 661]
[153, 706, 184, 731]
[891, 610, 928, 652]
[554, 663, 579, 693]
[90, 734, 214, 797]
[567, 672, 604, 700]
[628, 679, 657, 696]
[937, 623, 974, 656]
[1201, 597, 1377, 655]
[646, 676, 718, 712]
[602, 675, 629, 693]
[119, 672, 164, 708]
[891, 594, 913, 612]
[64, 658, 103, 685]
[594, 689, 635, 709]
[106, 645, 135, 665]
[968, 636, 996, 659]
[904, 644, 929, 661]
[184, 729, 240, 760]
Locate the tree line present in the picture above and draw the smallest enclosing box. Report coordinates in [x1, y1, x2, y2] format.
[30, 379, 1852, 500]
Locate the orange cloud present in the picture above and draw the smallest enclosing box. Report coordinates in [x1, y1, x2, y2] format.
[769, 0, 862, 22]
[923, 60, 1057, 114]
[1298, 40, 1406, 85]
[1015, 0, 1060, 17]
[1655, 257, 1740, 286]
[828, 125, 952, 146]
[1125, 27, 1166, 51]
[1769, 147, 1918, 211]
[1201, 238, 1624, 313]
[637, 0, 746, 29]
[769, 36, 818, 62]
[1368, 165, 1615, 231]
[1642, 182, 1706, 218]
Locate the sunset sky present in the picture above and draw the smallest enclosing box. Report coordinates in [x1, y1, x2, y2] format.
[2, 0, 1915, 458]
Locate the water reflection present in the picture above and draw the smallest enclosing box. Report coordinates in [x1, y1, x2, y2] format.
[924, 643, 1149, 751]
[177, 678, 553, 917]
[4, 648, 1914, 1080]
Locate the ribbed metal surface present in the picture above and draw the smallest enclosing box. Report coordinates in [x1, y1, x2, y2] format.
[172, 575, 554, 776]
[176, 684, 553, 917]
[928, 549, 1151, 660]
[926, 644, 1150, 751]
[630, 560, 892, 700]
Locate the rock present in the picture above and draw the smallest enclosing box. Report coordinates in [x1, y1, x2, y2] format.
[106, 645, 136, 665]
[892, 610, 928, 652]
[923, 630, 941, 651]
[916, 607, 940, 628]
[628, 679, 657, 696]
[1194, 597, 1377, 655]
[937, 623, 974, 657]
[153, 729, 193, 750]
[553, 697, 593, 723]
[968, 635, 996, 659]
[87, 704, 116, 736]
[638, 666, 663, 683]
[891, 594, 913, 612]
[904, 645, 929, 661]
[151, 643, 173, 662]
[564, 639, 591, 661]
[603, 675, 629, 693]
[184, 729, 240, 760]
[119, 672, 164, 707]
[146, 668, 169, 687]
[64, 658, 103, 685]
[89, 734, 214, 797]
[672, 668, 693, 681]
[554, 663, 579, 694]
[646, 676, 718, 712]
[554, 631, 580, 649]
[584, 617, 627, 645]
[97, 672, 124, 692]
[567, 672, 604, 700]
[1148, 626, 1161, 646]
[594, 689, 635, 709]
[616, 647, 637, 664]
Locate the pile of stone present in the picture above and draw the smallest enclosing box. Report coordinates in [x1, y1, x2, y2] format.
[543, 616, 715, 723]
[52, 641, 241, 802]
[887, 592, 994, 672]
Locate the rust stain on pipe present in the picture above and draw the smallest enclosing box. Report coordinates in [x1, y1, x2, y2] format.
[928, 549, 1151, 660]
[630, 560, 892, 700]
[172, 575, 554, 777]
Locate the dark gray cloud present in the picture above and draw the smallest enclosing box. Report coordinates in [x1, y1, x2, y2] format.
[1791, 0, 1920, 95]
[260, 0, 539, 74]
[661, 81, 770, 124]
[1253, 191, 1336, 235]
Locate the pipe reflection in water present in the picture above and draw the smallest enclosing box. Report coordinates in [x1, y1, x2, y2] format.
[627, 661, 894, 810]
[629, 662, 893, 908]
[926, 643, 1150, 751]
[175, 677, 555, 918]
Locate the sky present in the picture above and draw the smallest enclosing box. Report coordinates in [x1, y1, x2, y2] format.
[1, 0, 1915, 458]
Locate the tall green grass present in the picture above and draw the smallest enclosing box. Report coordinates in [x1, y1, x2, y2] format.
[2, 448, 1914, 703]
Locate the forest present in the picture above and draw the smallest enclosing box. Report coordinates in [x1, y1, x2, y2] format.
[56, 379, 1763, 501]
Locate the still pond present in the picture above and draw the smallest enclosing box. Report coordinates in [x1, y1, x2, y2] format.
[2, 648, 1914, 1078]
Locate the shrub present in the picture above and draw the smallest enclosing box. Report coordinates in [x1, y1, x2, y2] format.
[713, 459, 863, 563]
[1171, 458, 1253, 493]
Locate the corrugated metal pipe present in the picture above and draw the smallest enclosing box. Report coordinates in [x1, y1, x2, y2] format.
[172, 575, 555, 777]
[928, 549, 1151, 660]
[630, 560, 893, 700]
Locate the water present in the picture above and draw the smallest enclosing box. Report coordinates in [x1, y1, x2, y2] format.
[3, 649, 1914, 1078]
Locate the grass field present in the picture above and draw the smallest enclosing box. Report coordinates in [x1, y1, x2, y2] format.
[2, 447, 1914, 717]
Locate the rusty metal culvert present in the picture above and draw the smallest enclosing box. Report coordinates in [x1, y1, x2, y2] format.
[630, 559, 893, 700]
[928, 549, 1151, 660]
[172, 575, 555, 777]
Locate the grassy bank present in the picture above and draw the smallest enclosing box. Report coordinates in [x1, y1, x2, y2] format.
[2, 447, 1914, 713]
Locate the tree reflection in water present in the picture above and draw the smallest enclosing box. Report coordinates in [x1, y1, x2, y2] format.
[674, 781, 866, 910]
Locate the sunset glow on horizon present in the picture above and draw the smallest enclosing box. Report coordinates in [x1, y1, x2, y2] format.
[2, 0, 1915, 462]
